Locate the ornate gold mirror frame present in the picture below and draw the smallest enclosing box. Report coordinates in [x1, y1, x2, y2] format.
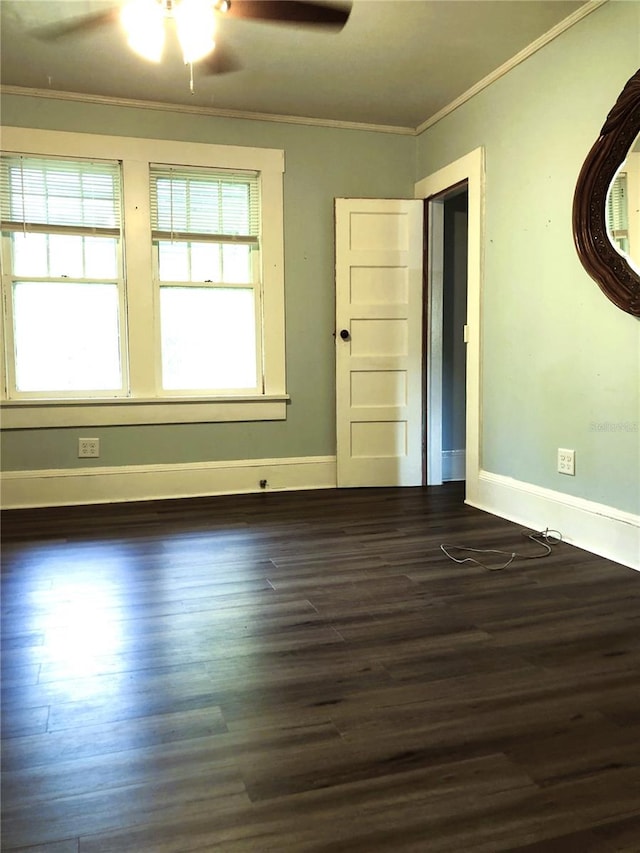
[573, 69, 640, 318]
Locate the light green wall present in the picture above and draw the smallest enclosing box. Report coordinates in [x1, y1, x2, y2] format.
[416, 0, 640, 514]
[0, 98, 415, 469]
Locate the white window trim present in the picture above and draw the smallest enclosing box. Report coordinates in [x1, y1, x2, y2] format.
[0, 127, 287, 428]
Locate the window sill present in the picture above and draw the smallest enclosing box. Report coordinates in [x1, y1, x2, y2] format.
[0, 396, 289, 429]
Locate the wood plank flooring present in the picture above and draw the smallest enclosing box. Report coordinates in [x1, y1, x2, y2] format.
[2, 484, 640, 852]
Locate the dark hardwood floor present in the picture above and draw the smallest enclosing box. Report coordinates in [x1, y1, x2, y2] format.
[2, 484, 640, 852]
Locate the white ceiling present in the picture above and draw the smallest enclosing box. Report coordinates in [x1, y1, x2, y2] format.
[1, 0, 592, 129]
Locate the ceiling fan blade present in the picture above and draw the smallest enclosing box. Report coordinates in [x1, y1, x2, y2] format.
[33, 8, 120, 41]
[201, 42, 243, 75]
[224, 0, 350, 30]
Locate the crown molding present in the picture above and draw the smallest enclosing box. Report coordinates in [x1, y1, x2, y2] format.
[415, 0, 608, 136]
[0, 1, 609, 139]
[0, 85, 415, 137]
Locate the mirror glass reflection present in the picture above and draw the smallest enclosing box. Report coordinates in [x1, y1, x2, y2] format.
[606, 134, 640, 274]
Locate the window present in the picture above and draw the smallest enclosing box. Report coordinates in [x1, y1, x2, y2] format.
[150, 165, 260, 392]
[0, 155, 125, 396]
[0, 128, 286, 428]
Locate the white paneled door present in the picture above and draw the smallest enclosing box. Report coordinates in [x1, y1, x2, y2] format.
[335, 198, 424, 487]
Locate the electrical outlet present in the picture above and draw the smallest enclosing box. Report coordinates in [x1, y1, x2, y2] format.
[557, 448, 575, 476]
[78, 438, 100, 458]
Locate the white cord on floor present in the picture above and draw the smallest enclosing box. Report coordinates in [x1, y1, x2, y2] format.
[440, 528, 563, 571]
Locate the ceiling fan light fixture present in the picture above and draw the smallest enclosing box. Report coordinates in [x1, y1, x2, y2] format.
[175, 0, 217, 64]
[121, 0, 165, 62]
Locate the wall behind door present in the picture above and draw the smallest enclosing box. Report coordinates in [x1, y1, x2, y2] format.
[442, 191, 468, 481]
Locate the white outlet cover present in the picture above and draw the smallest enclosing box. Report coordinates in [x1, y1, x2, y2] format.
[557, 448, 575, 475]
[78, 438, 100, 458]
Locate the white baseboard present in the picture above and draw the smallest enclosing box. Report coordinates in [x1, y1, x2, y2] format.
[468, 470, 640, 571]
[4, 460, 637, 572]
[442, 449, 465, 482]
[0, 456, 337, 509]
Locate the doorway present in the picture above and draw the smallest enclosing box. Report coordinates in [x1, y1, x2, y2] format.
[424, 183, 469, 485]
[415, 147, 483, 505]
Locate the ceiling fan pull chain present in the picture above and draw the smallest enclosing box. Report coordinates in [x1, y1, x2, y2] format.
[189, 61, 195, 94]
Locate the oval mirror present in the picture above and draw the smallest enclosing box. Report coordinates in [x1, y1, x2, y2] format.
[573, 69, 640, 317]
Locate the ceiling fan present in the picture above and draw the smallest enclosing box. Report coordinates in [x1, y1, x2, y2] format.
[35, 0, 351, 76]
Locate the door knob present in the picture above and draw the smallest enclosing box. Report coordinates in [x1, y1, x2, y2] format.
[340, 329, 350, 340]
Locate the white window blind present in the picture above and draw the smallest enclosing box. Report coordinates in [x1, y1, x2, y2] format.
[0, 155, 121, 235]
[607, 172, 629, 233]
[149, 164, 260, 243]
[607, 171, 629, 253]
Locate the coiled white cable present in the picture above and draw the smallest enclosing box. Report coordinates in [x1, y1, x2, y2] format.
[440, 528, 563, 571]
